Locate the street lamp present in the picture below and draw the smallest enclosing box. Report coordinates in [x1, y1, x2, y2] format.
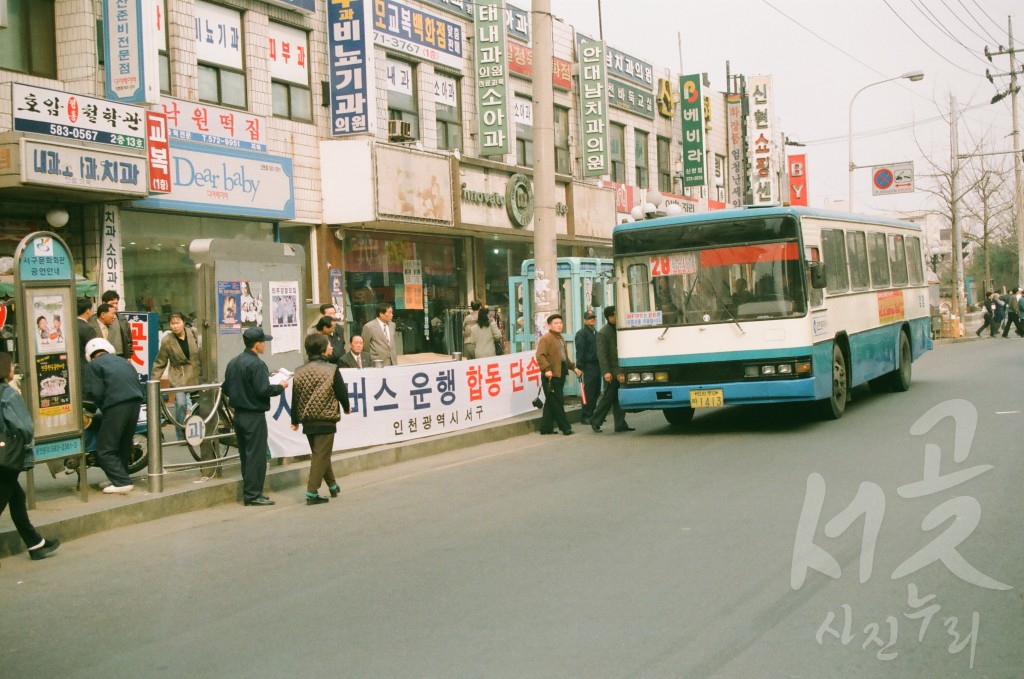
[847, 70, 924, 211]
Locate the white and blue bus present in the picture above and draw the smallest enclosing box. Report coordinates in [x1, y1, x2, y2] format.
[612, 206, 932, 424]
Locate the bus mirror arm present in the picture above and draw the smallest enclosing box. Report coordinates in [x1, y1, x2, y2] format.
[808, 261, 827, 289]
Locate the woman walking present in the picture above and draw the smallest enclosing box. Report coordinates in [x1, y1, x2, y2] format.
[151, 312, 202, 439]
[0, 352, 59, 564]
[467, 307, 503, 359]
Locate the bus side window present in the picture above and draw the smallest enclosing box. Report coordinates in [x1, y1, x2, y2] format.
[627, 263, 651, 312]
[868, 232, 891, 288]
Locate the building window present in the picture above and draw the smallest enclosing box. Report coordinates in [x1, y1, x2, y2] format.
[634, 129, 649, 189]
[386, 58, 419, 139]
[269, 23, 312, 122]
[157, 0, 170, 94]
[435, 73, 462, 150]
[610, 123, 626, 183]
[657, 136, 672, 192]
[199, 64, 247, 108]
[554, 105, 571, 175]
[195, 1, 246, 109]
[0, 0, 56, 77]
[514, 95, 533, 167]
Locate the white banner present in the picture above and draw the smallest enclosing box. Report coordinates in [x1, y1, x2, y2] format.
[101, 205, 125, 298]
[266, 351, 542, 457]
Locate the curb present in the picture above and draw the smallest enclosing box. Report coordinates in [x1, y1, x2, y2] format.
[1, 410, 554, 558]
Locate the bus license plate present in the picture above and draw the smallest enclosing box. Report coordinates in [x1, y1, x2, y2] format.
[690, 389, 724, 408]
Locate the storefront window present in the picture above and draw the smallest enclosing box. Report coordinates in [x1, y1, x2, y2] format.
[343, 232, 465, 356]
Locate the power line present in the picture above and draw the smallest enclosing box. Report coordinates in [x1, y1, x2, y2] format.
[799, 100, 995, 146]
[952, 0, 1000, 44]
[907, 0, 992, 67]
[881, 0, 985, 76]
[969, 0, 1010, 39]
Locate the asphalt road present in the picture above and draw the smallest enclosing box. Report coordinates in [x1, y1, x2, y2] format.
[2, 339, 1022, 678]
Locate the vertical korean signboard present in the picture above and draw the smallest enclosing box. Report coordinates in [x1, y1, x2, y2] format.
[14, 233, 84, 464]
[145, 111, 171, 193]
[578, 39, 609, 177]
[102, 0, 160, 104]
[747, 75, 777, 205]
[327, 0, 376, 136]
[474, 0, 509, 157]
[101, 206, 125, 300]
[680, 74, 705, 188]
[726, 93, 745, 207]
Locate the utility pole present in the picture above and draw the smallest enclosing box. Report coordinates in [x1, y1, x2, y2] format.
[950, 94, 968, 325]
[532, 0, 557, 326]
[985, 16, 1023, 285]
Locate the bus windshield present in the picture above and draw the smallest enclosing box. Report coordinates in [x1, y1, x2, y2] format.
[621, 240, 808, 326]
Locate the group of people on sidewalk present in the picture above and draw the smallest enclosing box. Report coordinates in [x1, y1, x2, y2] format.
[975, 288, 1024, 338]
[535, 306, 634, 436]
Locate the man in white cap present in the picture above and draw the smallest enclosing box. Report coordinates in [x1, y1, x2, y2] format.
[83, 337, 145, 493]
[222, 327, 288, 506]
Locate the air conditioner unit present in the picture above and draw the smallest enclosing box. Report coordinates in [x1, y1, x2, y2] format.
[388, 119, 412, 141]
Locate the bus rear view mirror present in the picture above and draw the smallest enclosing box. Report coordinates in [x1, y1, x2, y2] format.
[809, 261, 827, 289]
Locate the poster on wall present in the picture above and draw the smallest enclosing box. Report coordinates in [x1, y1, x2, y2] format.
[217, 281, 241, 334]
[269, 280, 300, 354]
[240, 280, 264, 328]
[31, 293, 68, 354]
[403, 259, 424, 310]
[329, 269, 344, 323]
[35, 353, 71, 420]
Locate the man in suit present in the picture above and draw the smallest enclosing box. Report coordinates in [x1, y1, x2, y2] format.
[574, 311, 600, 425]
[313, 316, 345, 365]
[591, 306, 634, 433]
[88, 290, 132, 360]
[76, 297, 97, 362]
[360, 303, 398, 366]
[339, 335, 365, 369]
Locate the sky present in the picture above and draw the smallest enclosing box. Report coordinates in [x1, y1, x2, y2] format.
[549, 0, 1022, 219]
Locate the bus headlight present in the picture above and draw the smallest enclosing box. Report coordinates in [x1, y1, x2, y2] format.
[795, 361, 812, 375]
[777, 364, 793, 375]
[654, 372, 669, 382]
[641, 372, 655, 383]
[626, 372, 641, 383]
[744, 365, 760, 378]
[761, 365, 776, 376]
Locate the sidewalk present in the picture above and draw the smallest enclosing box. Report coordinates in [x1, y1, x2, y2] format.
[1, 404, 570, 560]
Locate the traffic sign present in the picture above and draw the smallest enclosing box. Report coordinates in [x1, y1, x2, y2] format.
[871, 162, 915, 196]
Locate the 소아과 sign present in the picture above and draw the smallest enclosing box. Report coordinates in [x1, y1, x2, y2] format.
[474, 0, 510, 157]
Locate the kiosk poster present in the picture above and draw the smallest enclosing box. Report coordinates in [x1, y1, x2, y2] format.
[240, 280, 264, 328]
[35, 353, 71, 420]
[269, 280, 300, 354]
[329, 269, 344, 321]
[217, 280, 242, 334]
[31, 293, 68, 354]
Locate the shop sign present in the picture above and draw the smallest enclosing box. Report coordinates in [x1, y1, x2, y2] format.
[435, 73, 458, 107]
[268, 21, 309, 86]
[747, 75, 777, 204]
[101, 206, 125, 298]
[102, 0, 160, 104]
[680, 73, 705, 188]
[726, 93, 745, 207]
[576, 34, 653, 90]
[145, 111, 171, 193]
[375, 145, 453, 225]
[124, 312, 159, 383]
[328, 0, 376, 136]
[20, 139, 148, 196]
[12, 83, 146, 150]
[507, 41, 572, 91]
[194, 0, 242, 69]
[473, 0, 510, 157]
[788, 154, 808, 206]
[505, 173, 534, 228]
[416, 0, 528, 43]
[578, 39, 610, 177]
[657, 78, 674, 118]
[601, 180, 634, 214]
[373, 0, 464, 70]
[157, 96, 267, 152]
[131, 140, 295, 219]
[608, 79, 655, 119]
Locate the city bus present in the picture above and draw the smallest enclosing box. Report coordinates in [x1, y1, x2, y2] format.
[612, 206, 932, 424]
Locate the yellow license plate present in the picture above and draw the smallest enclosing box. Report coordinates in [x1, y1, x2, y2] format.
[690, 389, 724, 408]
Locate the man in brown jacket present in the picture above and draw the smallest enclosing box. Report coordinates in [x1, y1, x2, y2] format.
[535, 313, 582, 436]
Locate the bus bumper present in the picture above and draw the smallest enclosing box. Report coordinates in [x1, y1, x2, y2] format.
[618, 377, 818, 411]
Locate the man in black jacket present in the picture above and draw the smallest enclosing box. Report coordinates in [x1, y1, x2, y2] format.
[313, 316, 345, 365]
[83, 338, 145, 493]
[223, 327, 288, 506]
[591, 306, 634, 433]
[76, 297, 97, 363]
[574, 311, 600, 424]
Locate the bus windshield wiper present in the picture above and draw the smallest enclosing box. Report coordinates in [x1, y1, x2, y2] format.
[705, 274, 745, 334]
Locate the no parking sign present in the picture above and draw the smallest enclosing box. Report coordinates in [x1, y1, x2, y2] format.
[872, 162, 915, 196]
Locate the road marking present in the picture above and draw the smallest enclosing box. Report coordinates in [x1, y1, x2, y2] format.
[995, 411, 1022, 415]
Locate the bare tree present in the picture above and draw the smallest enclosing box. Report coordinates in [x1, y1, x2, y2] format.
[958, 153, 1014, 290]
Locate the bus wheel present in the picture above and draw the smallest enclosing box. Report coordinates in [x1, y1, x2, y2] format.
[664, 407, 695, 427]
[887, 331, 912, 392]
[817, 344, 848, 420]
